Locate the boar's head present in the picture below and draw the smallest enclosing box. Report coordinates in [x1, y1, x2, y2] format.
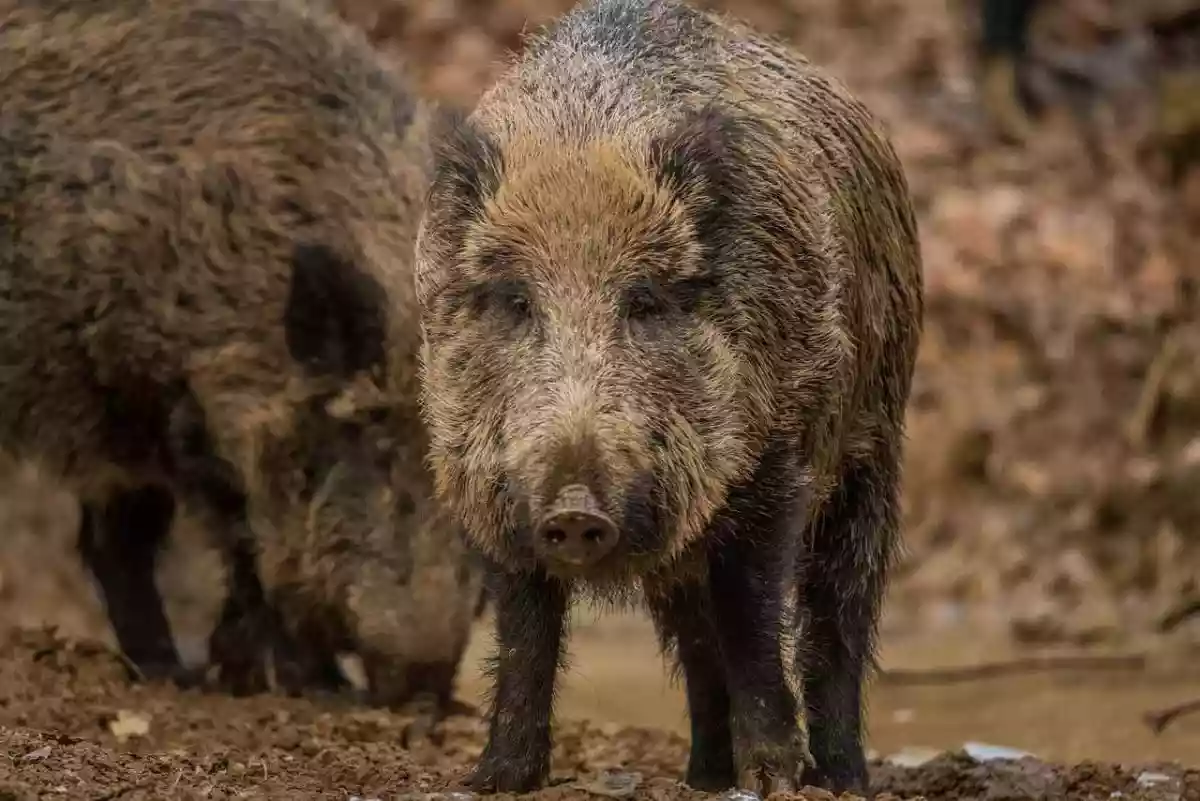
[415, 107, 796, 584]
[171, 228, 480, 707]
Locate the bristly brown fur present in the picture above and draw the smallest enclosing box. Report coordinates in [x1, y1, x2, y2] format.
[416, 0, 923, 794]
[0, 0, 483, 707]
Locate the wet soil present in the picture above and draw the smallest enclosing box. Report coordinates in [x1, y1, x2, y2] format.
[1, 625, 1197, 801]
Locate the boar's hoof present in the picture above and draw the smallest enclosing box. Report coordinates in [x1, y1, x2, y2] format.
[733, 737, 811, 797]
[736, 767, 795, 797]
[800, 765, 868, 796]
[460, 748, 549, 796]
[129, 661, 205, 690]
[534, 484, 619, 569]
[462, 758, 548, 795]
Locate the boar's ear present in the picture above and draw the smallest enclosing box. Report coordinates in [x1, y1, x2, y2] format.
[284, 242, 387, 378]
[428, 108, 504, 221]
[647, 104, 760, 227]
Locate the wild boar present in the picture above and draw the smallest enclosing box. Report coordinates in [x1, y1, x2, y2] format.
[0, 0, 482, 708]
[415, 0, 923, 793]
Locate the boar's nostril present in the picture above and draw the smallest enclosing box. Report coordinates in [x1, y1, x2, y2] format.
[534, 484, 619, 568]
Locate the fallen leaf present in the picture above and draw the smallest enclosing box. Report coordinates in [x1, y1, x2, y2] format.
[108, 709, 151, 742]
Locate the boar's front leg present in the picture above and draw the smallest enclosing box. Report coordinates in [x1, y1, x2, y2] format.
[647, 581, 736, 791]
[465, 563, 569, 794]
[798, 452, 899, 795]
[707, 476, 811, 795]
[77, 484, 188, 683]
[208, 536, 344, 696]
[206, 536, 280, 695]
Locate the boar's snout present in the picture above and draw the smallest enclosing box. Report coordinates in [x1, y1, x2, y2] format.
[534, 483, 619, 569]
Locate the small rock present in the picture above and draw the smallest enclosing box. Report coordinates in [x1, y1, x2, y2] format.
[963, 742, 1034, 762]
[22, 746, 52, 762]
[1135, 772, 1173, 788]
[885, 746, 943, 767]
[579, 770, 642, 798]
[717, 791, 761, 801]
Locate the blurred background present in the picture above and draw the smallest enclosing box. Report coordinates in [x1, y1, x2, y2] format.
[2, 0, 1198, 767]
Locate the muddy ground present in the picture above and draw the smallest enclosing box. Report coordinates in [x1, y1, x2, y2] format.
[2, 0, 1200, 798]
[0, 624, 1198, 801]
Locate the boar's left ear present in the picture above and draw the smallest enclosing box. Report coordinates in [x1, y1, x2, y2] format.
[284, 242, 387, 378]
[647, 104, 760, 224]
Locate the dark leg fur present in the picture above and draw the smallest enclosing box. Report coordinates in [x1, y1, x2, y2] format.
[707, 505, 809, 795]
[466, 563, 569, 794]
[981, 0, 1038, 61]
[647, 582, 736, 791]
[77, 485, 187, 682]
[798, 453, 900, 795]
[207, 537, 344, 696]
[207, 537, 274, 695]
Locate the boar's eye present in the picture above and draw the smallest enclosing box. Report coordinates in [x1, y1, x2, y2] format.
[622, 280, 671, 322]
[470, 279, 533, 325]
[623, 275, 719, 329]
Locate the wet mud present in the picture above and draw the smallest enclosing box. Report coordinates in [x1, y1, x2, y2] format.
[0, 625, 1197, 800]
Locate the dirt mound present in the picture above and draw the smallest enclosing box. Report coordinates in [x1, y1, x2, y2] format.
[0, 628, 1194, 800]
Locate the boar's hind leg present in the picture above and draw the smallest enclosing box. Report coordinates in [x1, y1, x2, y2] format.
[799, 452, 900, 794]
[465, 565, 568, 794]
[77, 485, 186, 682]
[647, 582, 736, 791]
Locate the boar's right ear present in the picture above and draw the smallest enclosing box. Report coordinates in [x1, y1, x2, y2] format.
[284, 242, 388, 378]
[428, 108, 504, 221]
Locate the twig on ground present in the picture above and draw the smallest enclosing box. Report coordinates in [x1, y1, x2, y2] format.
[1125, 328, 1184, 446]
[1144, 698, 1200, 734]
[113, 650, 146, 683]
[1158, 597, 1200, 633]
[878, 653, 1147, 686]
